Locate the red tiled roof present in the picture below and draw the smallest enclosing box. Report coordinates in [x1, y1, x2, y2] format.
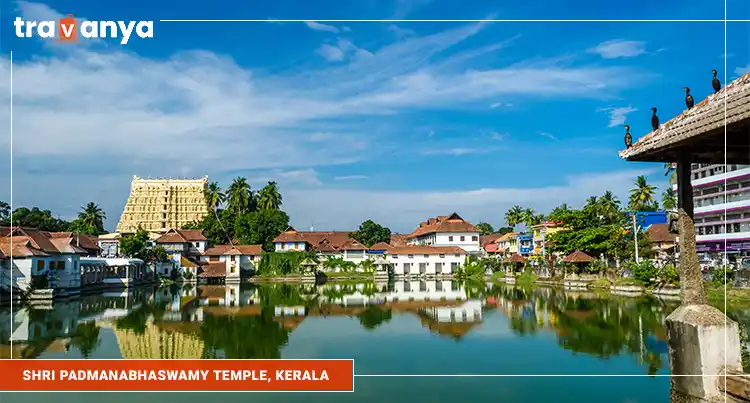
[406, 213, 478, 238]
[203, 244, 263, 256]
[198, 263, 227, 278]
[389, 234, 409, 247]
[339, 238, 368, 251]
[49, 232, 100, 252]
[480, 234, 503, 247]
[386, 245, 468, 255]
[484, 243, 501, 253]
[369, 242, 391, 250]
[646, 224, 677, 244]
[273, 230, 363, 253]
[155, 229, 206, 244]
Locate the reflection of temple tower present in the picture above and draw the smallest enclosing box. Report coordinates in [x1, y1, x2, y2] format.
[108, 319, 204, 359]
[116, 176, 210, 234]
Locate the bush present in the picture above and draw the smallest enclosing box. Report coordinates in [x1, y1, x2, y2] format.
[183, 271, 194, 280]
[662, 263, 679, 285]
[713, 266, 734, 285]
[30, 275, 48, 289]
[170, 268, 181, 281]
[584, 260, 606, 275]
[629, 260, 659, 285]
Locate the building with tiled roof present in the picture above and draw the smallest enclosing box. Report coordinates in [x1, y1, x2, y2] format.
[272, 229, 370, 262]
[154, 229, 208, 276]
[645, 223, 678, 259]
[531, 221, 567, 257]
[385, 245, 468, 277]
[199, 244, 263, 278]
[405, 213, 481, 253]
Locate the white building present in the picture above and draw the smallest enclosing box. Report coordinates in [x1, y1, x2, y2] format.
[385, 246, 468, 277]
[406, 213, 481, 253]
[98, 233, 121, 258]
[0, 228, 88, 291]
[199, 244, 263, 281]
[422, 299, 483, 323]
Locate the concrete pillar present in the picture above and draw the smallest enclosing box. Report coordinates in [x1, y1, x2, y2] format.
[667, 160, 743, 402]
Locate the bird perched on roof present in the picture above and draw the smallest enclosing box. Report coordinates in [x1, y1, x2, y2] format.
[684, 87, 694, 109]
[651, 107, 659, 131]
[624, 125, 632, 148]
[712, 70, 722, 93]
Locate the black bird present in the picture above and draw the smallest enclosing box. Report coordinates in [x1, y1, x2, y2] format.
[712, 69, 722, 93]
[624, 125, 632, 148]
[651, 107, 659, 131]
[684, 87, 694, 109]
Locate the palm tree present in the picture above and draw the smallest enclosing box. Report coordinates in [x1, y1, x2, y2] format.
[628, 175, 658, 211]
[0, 201, 9, 221]
[585, 196, 598, 207]
[505, 206, 524, 231]
[599, 191, 622, 223]
[257, 181, 282, 211]
[523, 208, 543, 229]
[78, 202, 106, 233]
[226, 177, 254, 214]
[204, 182, 225, 210]
[661, 188, 677, 210]
[664, 163, 677, 186]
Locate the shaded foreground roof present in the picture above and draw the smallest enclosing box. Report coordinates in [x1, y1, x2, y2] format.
[0, 227, 97, 258]
[407, 213, 478, 238]
[619, 72, 750, 163]
[504, 254, 527, 263]
[386, 245, 468, 255]
[561, 250, 595, 263]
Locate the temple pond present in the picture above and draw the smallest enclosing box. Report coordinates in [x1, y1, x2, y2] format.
[2, 280, 749, 403]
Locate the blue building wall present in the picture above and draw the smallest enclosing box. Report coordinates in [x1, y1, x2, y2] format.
[518, 234, 533, 255]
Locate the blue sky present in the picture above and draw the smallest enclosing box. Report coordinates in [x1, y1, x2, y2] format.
[0, 0, 748, 232]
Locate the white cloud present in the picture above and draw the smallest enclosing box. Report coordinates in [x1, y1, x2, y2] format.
[282, 169, 657, 232]
[304, 21, 339, 33]
[3, 2, 650, 227]
[590, 40, 647, 59]
[537, 132, 558, 141]
[390, 0, 433, 19]
[317, 44, 346, 61]
[490, 131, 507, 140]
[334, 175, 368, 181]
[246, 169, 323, 186]
[388, 24, 416, 38]
[341, 26, 352, 32]
[598, 106, 638, 127]
[735, 64, 750, 77]
[421, 147, 496, 156]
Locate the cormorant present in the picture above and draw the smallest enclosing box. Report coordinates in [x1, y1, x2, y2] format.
[651, 107, 659, 131]
[624, 125, 632, 148]
[712, 70, 721, 93]
[684, 87, 694, 110]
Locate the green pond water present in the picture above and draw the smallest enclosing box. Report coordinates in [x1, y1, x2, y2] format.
[1, 280, 748, 402]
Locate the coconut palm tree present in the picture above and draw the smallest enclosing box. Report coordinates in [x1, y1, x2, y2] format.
[0, 201, 9, 221]
[226, 177, 254, 214]
[599, 191, 622, 223]
[505, 205, 524, 231]
[628, 175, 658, 211]
[661, 188, 677, 210]
[664, 162, 677, 185]
[78, 202, 106, 233]
[257, 181, 282, 211]
[523, 208, 544, 229]
[204, 181, 225, 210]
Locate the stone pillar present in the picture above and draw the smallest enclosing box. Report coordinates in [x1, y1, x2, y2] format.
[668, 160, 743, 402]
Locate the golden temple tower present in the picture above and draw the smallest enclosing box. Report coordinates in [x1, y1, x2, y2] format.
[116, 175, 210, 234]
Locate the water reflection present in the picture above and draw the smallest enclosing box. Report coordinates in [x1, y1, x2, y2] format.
[0, 280, 716, 374]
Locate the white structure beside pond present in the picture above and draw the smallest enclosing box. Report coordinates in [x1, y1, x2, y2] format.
[385, 246, 468, 277]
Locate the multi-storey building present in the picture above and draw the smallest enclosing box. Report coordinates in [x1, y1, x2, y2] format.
[116, 176, 210, 235]
[531, 221, 566, 257]
[683, 164, 750, 260]
[405, 213, 481, 253]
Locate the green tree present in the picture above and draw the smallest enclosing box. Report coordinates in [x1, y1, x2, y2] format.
[497, 226, 513, 234]
[119, 228, 151, 260]
[257, 181, 283, 211]
[234, 209, 290, 252]
[351, 220, 391, 247]
[226, 177, 255, 214]
[505, 205, 524, 231]
[148, 246, 170, 263]
[628, 175, 658, 212]
[3, 206, 70, 231]
[75, 202, 106, 235]
[661, 188, 677, 210]
[0, 201, 9, 220]
[522, 208, 544, 229]
[475, 222, 495, 236]
[205, 181, 226, 210]
[183, 209, 237, 245]
[599, 191, 622, 222]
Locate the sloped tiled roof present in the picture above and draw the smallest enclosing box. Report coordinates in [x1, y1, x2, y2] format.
[155, 229, 206, 244]
[50, 232, 100, 252]
[369, 242, 391, 250]
[203, 244, 263, 256]
[0, 236, 50, 257]
[620, 72, 750, 161]
[386, 245, 468, 255]
[198, 263, 227, 278]
[272, 230, 363, 253]
[480, 234, 503, 246]
[407, 213, 478, 238]
[646, 223, 677, 243]
[389, 234, 409, 247]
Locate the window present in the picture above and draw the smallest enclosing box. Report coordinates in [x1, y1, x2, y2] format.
[165, 191, 168, 195]
[392, 254, 398, 258]
[435, 263, 443, 274]
[408, 254, 414, 258]
[451, 262, 459, 273]
[448, 236, 454, 241]
[161, 222, 166, 228]
[419, 263, 427, 274]
[210, 256, 219, 262]
[37, 260, 45, 272]
[281, 243, 286, 250]
[472, 236, 478, 241]
[460, 236, 465, 241]
[194, 242, 199, 247]
[454, 254, 460, 257]
[439, 254, 445, 258]
[403, 263, 412, 275]
[424, 254, 429, 258]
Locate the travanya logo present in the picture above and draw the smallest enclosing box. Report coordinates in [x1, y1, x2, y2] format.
[14, 15, 153, 45]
